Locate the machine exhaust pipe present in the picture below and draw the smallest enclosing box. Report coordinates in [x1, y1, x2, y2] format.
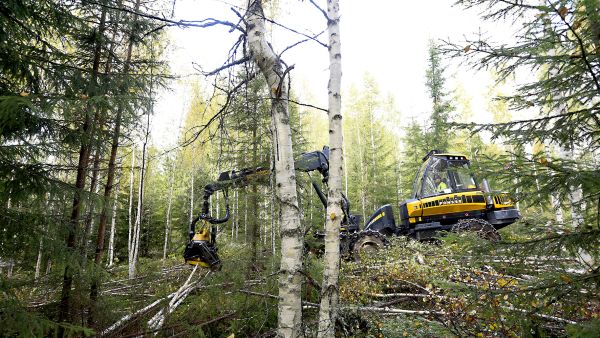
[474, 149, 494, 207]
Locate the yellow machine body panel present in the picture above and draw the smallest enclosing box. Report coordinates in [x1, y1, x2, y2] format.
[420, 191, 487, 217]
[405, 191, 487, 218]
[493, 193, 514, 209]
[184, 228, 213, 267]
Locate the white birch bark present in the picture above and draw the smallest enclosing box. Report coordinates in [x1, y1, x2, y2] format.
[558, 145, 586, 227]
[34, 233, 44, 280]
[318, 1, 343, 336]
[544, 146, 564, 225]
[246, 1, 304, 335]
[127, 146, 136, 263]
[129, 140, 146, 279]
[107, 169, 122, 267]
[35, 196, 50, 280]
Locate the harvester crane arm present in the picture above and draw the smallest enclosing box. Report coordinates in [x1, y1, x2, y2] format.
[184, 147, 337, 269]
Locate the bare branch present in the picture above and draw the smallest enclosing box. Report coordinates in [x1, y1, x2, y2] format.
[308, 0, 329, 21]
[204, 56, 251, 76]
[86, 0, 245, 33]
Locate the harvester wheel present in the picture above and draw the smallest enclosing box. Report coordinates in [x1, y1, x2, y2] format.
[351, 231, 387, 261]
[451, 218, 501, 242]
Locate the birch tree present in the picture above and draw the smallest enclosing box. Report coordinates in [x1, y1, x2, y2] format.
[318, 0, 343, 336]
[245, 1, 304, 335]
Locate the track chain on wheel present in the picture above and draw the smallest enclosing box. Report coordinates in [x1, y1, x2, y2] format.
[350, 230, 389, 262]
[451, 218, 501, 242]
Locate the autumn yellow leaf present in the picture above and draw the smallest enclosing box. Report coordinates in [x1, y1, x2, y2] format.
[560, 274, 573, 283]
[20, 91, 29, 97]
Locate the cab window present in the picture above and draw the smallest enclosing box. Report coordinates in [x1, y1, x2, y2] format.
[448, 161, 477, 191]
[412, 159, 428, 198]
[421, 158, 450, 197]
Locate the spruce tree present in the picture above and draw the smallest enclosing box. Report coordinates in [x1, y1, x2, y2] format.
[425, 39, 454, 152]
[441, 0, 600, 333]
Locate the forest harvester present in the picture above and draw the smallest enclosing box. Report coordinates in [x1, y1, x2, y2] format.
[183, 147, 520, 269]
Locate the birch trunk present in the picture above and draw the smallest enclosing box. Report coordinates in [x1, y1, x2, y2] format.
[318, 1, 343, 335]
[83, 151, 102, 260]
[556, 145, 585, 227]
[34, 225, 45, 280]
[246, 1, 304, 335]
[130, 138, 147, 279]
[544, 147, 564, 225]
[107, 168, 122, 267]
[128, 146, 136, 260]
[35, 196, 50, 280]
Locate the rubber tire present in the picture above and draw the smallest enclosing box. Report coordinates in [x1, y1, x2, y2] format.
[451, 218, 501, 242]
[352, 233, 386, 261]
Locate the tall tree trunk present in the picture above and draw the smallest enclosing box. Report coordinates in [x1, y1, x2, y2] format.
[560, 145, 586, 227]
[83, 151, 102, 260]
[318, 1, 343, 335]
[130, 133, 148, 279]
[127, 146, 136, 261]
[59, 4, 107, 325]
[34, 224, 46, 280]
[107, 167, 122, 267]
[90, 0, 140, 310]
[35, 197, 50, 280]
[248, 126, 260, 271]
[246, 1, 304, 335]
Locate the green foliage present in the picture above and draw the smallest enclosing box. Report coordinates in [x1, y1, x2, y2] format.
[343, 74, 400, 218]
[436, 1, 600, 335]
[425, 40, 454, 152]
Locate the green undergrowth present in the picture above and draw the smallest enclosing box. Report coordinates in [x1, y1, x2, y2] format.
[339, 220, 599, 337]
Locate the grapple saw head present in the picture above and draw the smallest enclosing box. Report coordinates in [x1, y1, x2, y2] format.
[183, 227, 221, 270]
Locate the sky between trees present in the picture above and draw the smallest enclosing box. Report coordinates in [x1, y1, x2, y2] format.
[153, 0, 517, 147]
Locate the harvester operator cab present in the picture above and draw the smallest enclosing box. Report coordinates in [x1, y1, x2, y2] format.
[397, 149, 520, 240]
[413, 150, 477, 199]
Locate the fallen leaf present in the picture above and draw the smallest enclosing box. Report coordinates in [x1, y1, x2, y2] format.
[560, 274, 573, 283]
[558, 6, 568, 19]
